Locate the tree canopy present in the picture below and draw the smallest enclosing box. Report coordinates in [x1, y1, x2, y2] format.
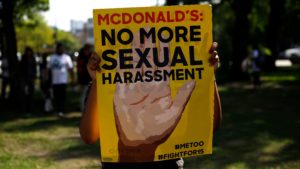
[16, 14, 80, 54]
[166, 0, 300, 79]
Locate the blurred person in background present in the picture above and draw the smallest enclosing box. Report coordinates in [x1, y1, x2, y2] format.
[40, 53, 53, 113]
[47, 43, 74, 117]
[250, 44, 263, 89]
[20, 46, 37, 113]
[77, 44, 92, 112]
[0, 56, 10, 100]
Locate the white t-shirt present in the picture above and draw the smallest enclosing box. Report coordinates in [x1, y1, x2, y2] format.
[47, 54, 73, 85]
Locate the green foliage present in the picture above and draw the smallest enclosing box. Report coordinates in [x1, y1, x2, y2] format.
[16, 14, 80, 54]
[284, 0, 300, 45]
[56, 30, 80, 53]
[14, 0, 79, 53]
[248, 0, 270, 43]
[16, 15, 54, 53]
[212, 1, 235, 80]
[14, 0, 49, 26]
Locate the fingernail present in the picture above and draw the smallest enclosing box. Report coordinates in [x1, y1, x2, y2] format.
[213, 42, 218, 47]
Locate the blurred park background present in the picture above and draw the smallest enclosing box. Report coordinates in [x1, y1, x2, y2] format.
[0, 0, 300, 169]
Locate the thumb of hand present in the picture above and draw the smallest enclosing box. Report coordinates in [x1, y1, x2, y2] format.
[172, 81, 196, 109]
[157, 81, 195, 131]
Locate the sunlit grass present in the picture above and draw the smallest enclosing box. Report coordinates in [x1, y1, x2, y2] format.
[261, 76, 297, 81]
[0, 113, 100, 169]
[226, 162, 250, 169]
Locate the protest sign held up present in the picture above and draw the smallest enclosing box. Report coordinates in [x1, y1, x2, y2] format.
[93, 4, 214, 162]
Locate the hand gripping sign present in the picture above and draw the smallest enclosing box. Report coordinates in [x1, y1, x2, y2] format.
[93, 4, 214, 162]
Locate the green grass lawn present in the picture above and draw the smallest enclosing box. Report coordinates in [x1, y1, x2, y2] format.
[0, 66, 299, 169]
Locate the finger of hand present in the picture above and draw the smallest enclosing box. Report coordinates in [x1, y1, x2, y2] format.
[209, 51, 218, 66]
[92, 54, 101, 66]
[115, 57, 127, 91]
[158, 39, 170, 72]
[153, 81, 195, 135]
[87, 52, 101, 80]
[209, 42, 218, 54]
[88, 53, 100, 70]
[130, 31, 141, 76]
[172, 81, 195, 109]
[91, 52, 101, 62]
[143, 30, 157, 73]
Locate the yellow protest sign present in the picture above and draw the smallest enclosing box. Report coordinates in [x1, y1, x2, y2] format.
[93, 4, 214, 163]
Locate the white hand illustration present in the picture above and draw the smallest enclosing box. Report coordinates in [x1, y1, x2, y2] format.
[113, 29, 195, 162]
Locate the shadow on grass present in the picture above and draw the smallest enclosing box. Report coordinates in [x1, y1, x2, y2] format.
[0, 88, 81, 122]
[0, 88, 82, 133]
[2, 115, 81, 132]
[48, 139, 100, 160]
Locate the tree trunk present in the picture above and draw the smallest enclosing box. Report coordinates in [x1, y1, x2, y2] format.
[265, 0, 285, 71]
[0, 0, 3, 55]
[229, 0, 253, 81]
[2, 0, 21, 108]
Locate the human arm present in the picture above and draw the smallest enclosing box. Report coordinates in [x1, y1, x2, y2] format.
[79, 82, 100, 144]
[209, 42, 222, 133]
[45, 56, 51, 84]
[67, 55, 75, 85]
[69, 68, 74, 85]
[79, 53, 101, 144]
[213, 81, 222, 133]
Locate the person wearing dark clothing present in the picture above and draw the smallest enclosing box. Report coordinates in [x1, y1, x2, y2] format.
[77, 44, 93, 111]
[251, 48, 263, 88]
[52, 83, 67, 114]
[1, 56, 10, 100]
[20, 47, 37, 112]
[77, 44, 92, 85]
[40, 54, 53, 112]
